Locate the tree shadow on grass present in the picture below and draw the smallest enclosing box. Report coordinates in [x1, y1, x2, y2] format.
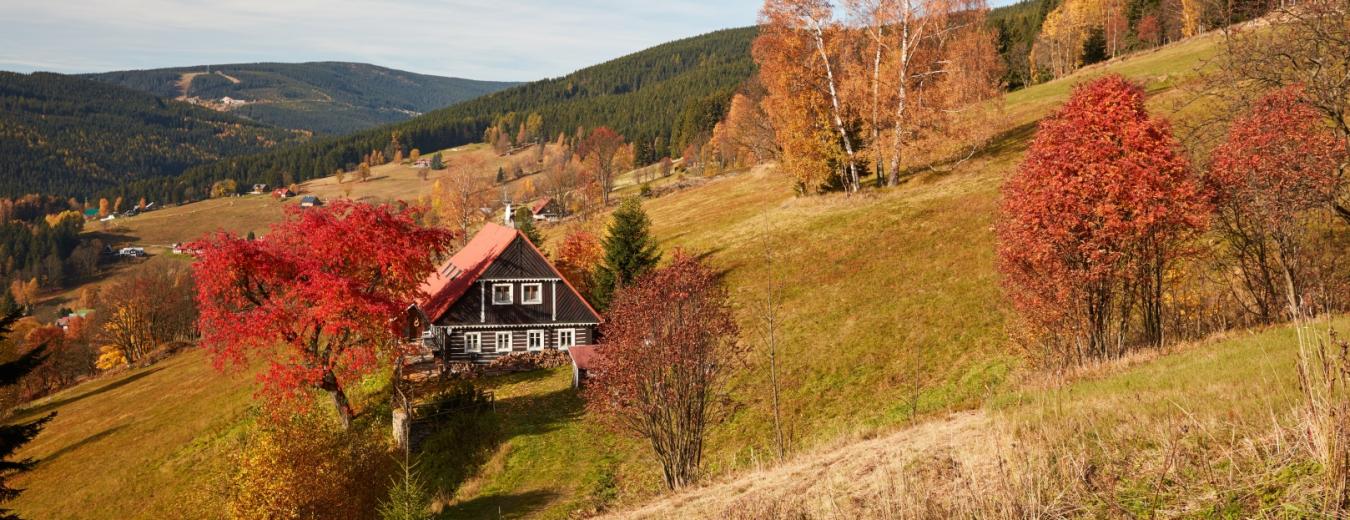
[38, 423, 127, 466]
[14, 366, 164, 420]
[492, 385, 585, 439]
[436, 489, 559, 520]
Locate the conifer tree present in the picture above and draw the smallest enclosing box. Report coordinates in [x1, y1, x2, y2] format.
[0, 309, 55, 518]
[592, 197, 660, 310]
[514, 207, 544, 247]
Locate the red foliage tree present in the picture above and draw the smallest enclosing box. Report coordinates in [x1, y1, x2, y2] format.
[190, 202, 452, 427]
[584, 251, 743, 489]
[1207, 86, 1347, 320]
[997, 75, 1208, 364]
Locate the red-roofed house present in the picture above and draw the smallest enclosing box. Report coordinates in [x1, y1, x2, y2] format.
[407, 222, 601, 364]
[529, 197, 563, 222]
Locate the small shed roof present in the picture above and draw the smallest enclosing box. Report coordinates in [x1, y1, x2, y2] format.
[530, 197, 553, 214]
[567, 345, 600, 371]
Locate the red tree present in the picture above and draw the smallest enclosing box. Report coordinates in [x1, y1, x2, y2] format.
[997, 75, 1208, 363]
[584, 251, 743, 489]
[191, 202, 452, 427]
[577, 127, 626, 206]
[1207, 86, 1347, 320]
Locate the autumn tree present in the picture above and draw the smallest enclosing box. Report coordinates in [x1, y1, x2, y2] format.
[757, 0, 861, 192]
[1207, 87, 1348, 321]
[712, 92, 778, 166]
[997, 75, 1208, 365]
[358, 162, 372, 182]
[7, 279, 37, 311]
[592, 198, 661, 310]
[427, 156, 492, 246]
[757, 0, 1001, 191]
[97, 198, 110, 217]
[1220, 0, 1350, 223]
[98, 264, 197, 366]
[554, 229, 603, 298]
[190, 202, 451, 427]
[578, 127, 628, 206]
[585, 252, 743, 490]
[227, 411, 387, 518]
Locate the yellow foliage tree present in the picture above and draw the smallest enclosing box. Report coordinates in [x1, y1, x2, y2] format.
[95, 345, 127, 371]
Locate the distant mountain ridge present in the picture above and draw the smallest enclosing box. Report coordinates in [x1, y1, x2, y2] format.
[0, 71, 306, 198]
[85, 62, 519, 135]
[115, 27, 759, 204]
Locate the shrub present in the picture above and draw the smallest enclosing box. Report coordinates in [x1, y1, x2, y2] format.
[226, 411, 389, 519]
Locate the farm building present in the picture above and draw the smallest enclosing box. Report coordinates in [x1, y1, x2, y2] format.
[529, 197, 564, 222]
[300, 195, 321, 207]
[250, 183, 268, 194]
[405, 220, 600, 364]
[272, 187, 295, 199]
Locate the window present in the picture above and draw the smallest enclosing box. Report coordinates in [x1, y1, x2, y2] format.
[464, 332, 481, 353]
[527, 330, 545, 351]
[492, 284, 513, 305]
[521, 283, 543, 304]
[495, 331, 513, 353]
[556, 328, 576, 350]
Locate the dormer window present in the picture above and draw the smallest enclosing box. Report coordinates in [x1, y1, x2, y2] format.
[521, 283, 543, 304]
[492, 283, 513, 305]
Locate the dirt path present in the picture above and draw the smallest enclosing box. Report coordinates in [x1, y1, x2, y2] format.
[601, 410, 995, 519]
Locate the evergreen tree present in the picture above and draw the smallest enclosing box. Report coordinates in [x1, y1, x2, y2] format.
[592, 198, 661, 310]
[377, 457, 431, 520]
[1081, 28, 1108, 65]
[429, 153, 444, 171]
[496, 167, 506, 184]
[513, 207, 544, 247]
[0, 309, 55, 519]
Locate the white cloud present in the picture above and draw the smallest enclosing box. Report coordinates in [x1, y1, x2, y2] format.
[0, 0, 761, 80]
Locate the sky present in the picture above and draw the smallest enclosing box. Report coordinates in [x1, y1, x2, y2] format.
[0, 0, 765, 82]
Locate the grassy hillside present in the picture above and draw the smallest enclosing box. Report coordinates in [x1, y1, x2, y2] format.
[0, 71, 305, 198]
[116, 28, 757, 205]
[7, 349, 257, 518]
[609, 315, 1350, 518]
[86, 63, 519, 135]
[8, 30, 1253, 519]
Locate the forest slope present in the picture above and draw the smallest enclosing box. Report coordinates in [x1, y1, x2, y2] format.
[86, 62, 518, 134]
[0, 71, 305, 198]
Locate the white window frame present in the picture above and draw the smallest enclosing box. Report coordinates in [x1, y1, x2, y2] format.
[527, 330, 545, 351]
[521, 283, 543, 305]
[491, 283, 513, 305]
[495, 331, 513, 353]
[556, 328, 576, 350]
[464, 332, 481, 353]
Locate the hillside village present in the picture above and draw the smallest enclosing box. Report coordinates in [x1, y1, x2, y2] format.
[0, 0, 1347, 518]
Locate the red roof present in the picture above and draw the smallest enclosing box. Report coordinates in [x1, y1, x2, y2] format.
[567, 345, 601, 371]
[530, 197, 553, 215]
[418, 222, 518, 322]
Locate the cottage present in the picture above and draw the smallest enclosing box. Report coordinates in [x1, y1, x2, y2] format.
[300, 195, 321, 208]
[272, 187, 295, 199]
[251, 183, 268, 194]
[529, 197, 563, 222]
[406, 221, 601, 364]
